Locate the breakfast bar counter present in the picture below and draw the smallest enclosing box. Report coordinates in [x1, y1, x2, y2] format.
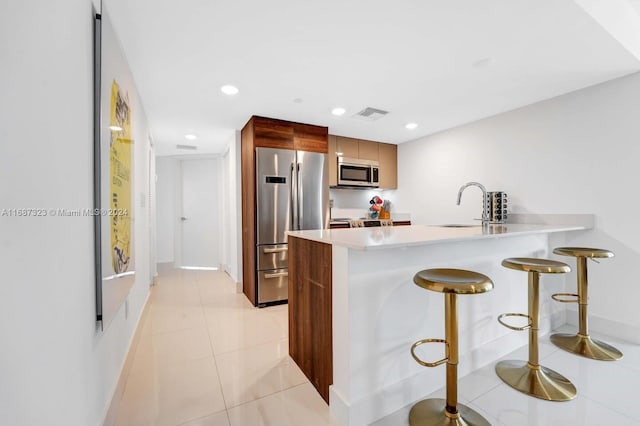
[289, 223, 586, 250]
[287, 223, 589, 426]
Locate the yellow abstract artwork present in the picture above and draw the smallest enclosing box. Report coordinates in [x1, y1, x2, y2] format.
[109, 80, 132, 273]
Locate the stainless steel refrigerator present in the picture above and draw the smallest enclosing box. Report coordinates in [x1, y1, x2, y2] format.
[255, 147, 329, 306]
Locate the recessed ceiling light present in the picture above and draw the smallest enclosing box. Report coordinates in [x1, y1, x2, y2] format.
[332, 107, 346, 116]
[109, 125, 123, 132]
[293, 98, 303, 104]
[220, 85, 239, 95]
[405, 123, 418, 130]
[184, 134, 197, 140]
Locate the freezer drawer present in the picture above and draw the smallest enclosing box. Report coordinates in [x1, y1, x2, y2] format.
[257, 244, 288, 271]
[257, 268, 288, 304]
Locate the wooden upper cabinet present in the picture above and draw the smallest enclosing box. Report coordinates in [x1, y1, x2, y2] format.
[251, 116, 327, 152]
[253, 116, 294, 149]
[293, 123, 328, 153]
[358, 139, 379, 161]
[378, 142, 397, 189]
[328, 135, 338, 186]
[329, 135, 398, 189]
[335, 136, 359, 158]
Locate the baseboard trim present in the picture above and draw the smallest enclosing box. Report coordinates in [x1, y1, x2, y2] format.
[102, 294, 152, 426]
[566, 308, 640, 344]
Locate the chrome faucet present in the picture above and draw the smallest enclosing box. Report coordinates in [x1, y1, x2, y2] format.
[457, 182, 489, 225]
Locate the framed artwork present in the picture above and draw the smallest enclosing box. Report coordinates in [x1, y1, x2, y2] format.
[94, 7, 136, 328]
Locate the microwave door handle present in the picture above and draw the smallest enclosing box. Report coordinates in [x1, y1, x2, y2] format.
[297, 162, 302, 230]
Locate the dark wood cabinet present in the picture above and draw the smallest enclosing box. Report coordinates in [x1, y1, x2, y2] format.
[293, 122, 328, 153]
[241, 120, 257, 304]
[288, 235, 332, 403]
[241, 116, 328, 306]
[253, 116, 295, 149]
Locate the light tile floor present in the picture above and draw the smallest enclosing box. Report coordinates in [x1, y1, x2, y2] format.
[374, 326, 640, 426]
[114, 268, 332, 426]
[115, 268, 640, 425]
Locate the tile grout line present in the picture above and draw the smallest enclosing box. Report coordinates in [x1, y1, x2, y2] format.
[226, 382, 312, 411]
[196, 270, 234, 425]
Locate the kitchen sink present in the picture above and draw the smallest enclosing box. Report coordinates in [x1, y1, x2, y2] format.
[437, 224, 480, 228]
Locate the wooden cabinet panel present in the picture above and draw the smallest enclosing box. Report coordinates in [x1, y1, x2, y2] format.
[378, 142, 397, 189]
[328, 135, 338, 186]
[358, 139, 379, 161]
[336, 136, 359, 158]
[288, 236, 332, 403]
[253, 116, 294, 149]
[241, 120, 257, 305]
[293, 123, 328, 153]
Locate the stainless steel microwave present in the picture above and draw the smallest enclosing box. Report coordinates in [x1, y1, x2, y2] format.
[337, 157, 379, 187]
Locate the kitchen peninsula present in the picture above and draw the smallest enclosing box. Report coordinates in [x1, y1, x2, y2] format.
[287, 222, 589, 426]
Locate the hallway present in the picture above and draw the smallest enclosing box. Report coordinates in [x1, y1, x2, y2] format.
[113, 267, 335, 426]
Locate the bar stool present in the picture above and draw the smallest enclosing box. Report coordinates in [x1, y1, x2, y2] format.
[410, 268, 494, 426]
[496, 258, 577, 401]
[550, 247, 623, 361]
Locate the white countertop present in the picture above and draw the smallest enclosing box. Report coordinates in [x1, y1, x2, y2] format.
[287, 223, 587, 250]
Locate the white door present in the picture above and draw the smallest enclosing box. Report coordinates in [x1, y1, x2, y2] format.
[180, 158, 220, 268]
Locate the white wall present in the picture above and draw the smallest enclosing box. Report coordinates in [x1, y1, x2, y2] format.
[396, 71, 640, 335]
[222, 131, 242, 283]
[155, 157, 179, 263]
[0, 1, 152, 424]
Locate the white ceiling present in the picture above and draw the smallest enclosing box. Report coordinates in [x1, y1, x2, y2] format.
[105, 0, 640, 156]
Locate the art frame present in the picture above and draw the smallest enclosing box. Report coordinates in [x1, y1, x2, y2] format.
[93, 6, 136, 328]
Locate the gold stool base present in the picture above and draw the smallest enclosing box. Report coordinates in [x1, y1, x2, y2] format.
[495, 360, 576, 401]
[409, 398, 491, 426]
[550, 333, 623, 361]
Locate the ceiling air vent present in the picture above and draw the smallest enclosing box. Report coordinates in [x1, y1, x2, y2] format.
[352, 107, 389, 121]
[176, 144, 198, 150]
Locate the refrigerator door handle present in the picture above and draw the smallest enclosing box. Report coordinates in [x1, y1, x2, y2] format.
[264, 271, 289, 279]
[263, 246, 288, 254]
[297, 162, 302, 230]
[290, 162, 297, 230]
